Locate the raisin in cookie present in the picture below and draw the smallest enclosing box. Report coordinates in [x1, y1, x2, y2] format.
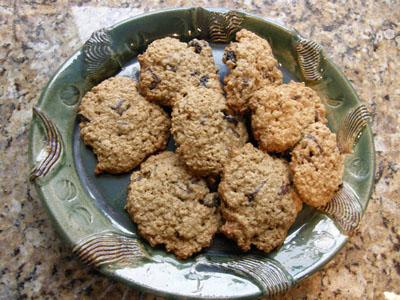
[290, 122, 344, 207]
[218, 143, 302, 253]
[78, 77, 170, 174]
[125, 151, 221, 259]
[223, 29, 283, 114]
[138, 37, 222, 106]
[171, 87, 248, 176]
[249, 81, 327, 153]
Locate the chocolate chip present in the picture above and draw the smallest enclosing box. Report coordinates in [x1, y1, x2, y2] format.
[111, 98, 125, 110]
[167, 64, 177, 72]
[225, 50, 236, 65]
[132, 174, 142, 183]
[245, 181, 265, 201]
[293, 95, 301, 100]
[305, 134, 323, 153]
[117, 104, 130, 116]
[200, 75, 209, 87]
[111, 99, 129, 116]
[191, 70, 200, 76]
[189, 40, 202, 54]
[223, 112, 239, 125]
[147, 67, 161, 90]
[263, 73, 269, 79]
[279, 185, 290, 196]
[77, 113, 91, 123]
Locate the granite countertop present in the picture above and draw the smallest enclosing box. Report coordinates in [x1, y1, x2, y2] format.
[1, 0, 399, 299]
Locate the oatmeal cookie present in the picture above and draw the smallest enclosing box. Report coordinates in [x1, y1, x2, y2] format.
[171, 87, 248, 176]
[78, 76, 170, 174]
[290, 122, 344, 207]
[249, 81, 327, 153]
[138, 37, 223, 106]
[125, 151, 221, 259]
[218, 143, 302, 253]
[222, 29, 283, 114]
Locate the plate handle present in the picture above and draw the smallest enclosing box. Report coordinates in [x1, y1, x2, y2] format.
[337, 105, 371, 154]
[295, 37, 323, 81]
[318, 184, 363, 235]
[193, 255, 292, 297]
[73, 232, 149, 268]
[83, 28, 121, 82]
[30, 107, 64, 181]
[193, 8, 244, 43]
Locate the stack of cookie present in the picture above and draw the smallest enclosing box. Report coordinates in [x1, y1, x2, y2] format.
[78, 29, 344, 260]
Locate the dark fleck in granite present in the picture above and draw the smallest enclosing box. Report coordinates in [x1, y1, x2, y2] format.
[0, 0, 399, 299]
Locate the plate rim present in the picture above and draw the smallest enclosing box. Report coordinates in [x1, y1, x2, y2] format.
[28, 6, 375, 299]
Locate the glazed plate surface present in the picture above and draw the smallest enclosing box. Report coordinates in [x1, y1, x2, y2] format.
[29, 7, 375, 299]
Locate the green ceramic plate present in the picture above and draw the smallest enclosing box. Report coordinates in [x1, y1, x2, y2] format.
[29, 7, 375, 299]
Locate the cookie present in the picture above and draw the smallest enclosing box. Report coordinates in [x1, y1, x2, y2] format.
[290, 122, 345, 207]
[138, 37, 223, 106]
[78, 76, 170, 174]
[249, 81, 327, 153]
[125, 151, 221, 259]
[222, 29, 283, 114]
[171, 87, 248, 176]
[218, 143, 302, 253]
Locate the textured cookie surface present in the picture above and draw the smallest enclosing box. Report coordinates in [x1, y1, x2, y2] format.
[78, 77, 170, 174]
[250, 81, 327, 153]
[172, 87, 248, 176]
[218, 143, 302, 253]
[290, 122, 345, 207]
[138, 37, 222, 106]
[223, 29, 283, 114]
[125, 151, 221, 259]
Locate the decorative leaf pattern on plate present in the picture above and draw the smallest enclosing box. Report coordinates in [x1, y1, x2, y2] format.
[195, 255, 292, 297]
[30, 107, 63, 180]
[296, 38, 323, 81]
[318, 185, 363, 235]
[53, 178, 78, 202]
[326, 98, 344, 107]
[193, 8, 243, 43]
[59, 84, 81, 106]
[83, 28, 120, 80]
[337, 105, 370, 154]
[348, 157, 370, 178]
[73, 233, 148, 268]
[70, 206, 93, 225]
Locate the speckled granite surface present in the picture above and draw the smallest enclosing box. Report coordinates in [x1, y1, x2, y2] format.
[1, 0, 399, 299]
